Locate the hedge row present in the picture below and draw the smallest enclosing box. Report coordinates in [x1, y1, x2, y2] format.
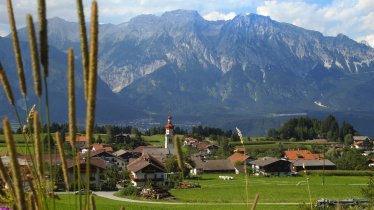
[300, 170, 374, 176]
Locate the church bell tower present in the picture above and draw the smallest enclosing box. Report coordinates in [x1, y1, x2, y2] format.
[165, 115, 174, 149]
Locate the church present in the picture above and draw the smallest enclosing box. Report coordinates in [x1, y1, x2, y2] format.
[127, 115, 176, 187]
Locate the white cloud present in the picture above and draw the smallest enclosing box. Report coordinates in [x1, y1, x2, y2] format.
[0, 30, 8, 37]
[256, 0, 374, 47]
[203, 12, 236, 21]
[0, 0, 372, 46]
[357, 35, 374, 47]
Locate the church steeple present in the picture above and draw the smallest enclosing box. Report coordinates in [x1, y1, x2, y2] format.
[165, 115, 174, 149]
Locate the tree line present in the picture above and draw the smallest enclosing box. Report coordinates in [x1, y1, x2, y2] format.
[267, 115, 358, 142]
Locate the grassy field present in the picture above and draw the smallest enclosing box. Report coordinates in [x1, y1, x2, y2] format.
[53, 194, 294, 210]
[170, 174, 368, 203]
[107, 174, 369, 210]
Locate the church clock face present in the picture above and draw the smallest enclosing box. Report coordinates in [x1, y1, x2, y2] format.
[166, 130, 170, 135]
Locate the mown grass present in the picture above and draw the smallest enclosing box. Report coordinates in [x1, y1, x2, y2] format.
[169, 174, 368, 204]
[54, 194, 299, 210]
[54, 174, 370, 210]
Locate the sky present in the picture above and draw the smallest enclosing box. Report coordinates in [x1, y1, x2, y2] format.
[0, 0, 373, 46]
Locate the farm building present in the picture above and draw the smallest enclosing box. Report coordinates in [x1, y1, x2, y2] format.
[250, 157, 291, 176]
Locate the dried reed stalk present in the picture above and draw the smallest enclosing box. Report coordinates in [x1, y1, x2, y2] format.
[76, 0, 89, 99]
[251, 194, 259, 210]
[38, 0, 48, 77]
[7, 0, 27, 96]
[3, 117, 26, 210]
[27, 15, 42, 97]
[303, 164, 313, 210]
[174, 137, 184, 178]
[27, 176, 40, 209]
[90, 194, 96, 210]
[85, 2, 99, 206]
[0, 156, 16, 200]
[55, 132, 69, 190]
[68, 48, 77, 149]
[236, 127, 249, 207]
[33, 111, 44, 178]
[0, 61, 15, 105]
[27, 193, 36, 210]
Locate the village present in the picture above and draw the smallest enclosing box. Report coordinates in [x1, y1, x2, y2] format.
[1, 115, 374, 201]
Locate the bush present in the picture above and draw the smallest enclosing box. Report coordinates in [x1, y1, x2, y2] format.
[300, 170, 374, 176]
[119, 185, 140, 196]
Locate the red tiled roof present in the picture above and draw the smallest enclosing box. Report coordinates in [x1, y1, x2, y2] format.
[234, 147, 245, 153]
[227, 153, 250, 165]
[127, 154, 165, 173]
[133, 146, 159, 153]
[284, 149, 323, 160]
[80, 143, 113, 151]
[184, 137, 198, 142]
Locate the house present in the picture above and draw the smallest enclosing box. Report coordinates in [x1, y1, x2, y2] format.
[191, 159, 237, 175]
[88, 149, 127, 170]
[127, 154, 166, 187]
[290, 159, 336, 172]
[233, 147, 245, 153]
[227, 153, 251, 166]
[81, 143, 113, 154]
[284, 149, 323, 160]
[351, 136, 373, 150]
[66, 159, 106, 189]
[184, 137, 198, 146]
[191, 141, 219, 154]
[133, 146, 160, 156]
[113, 149, 139, 164]
[65, 136, 89, 148]
[250, 157, 291, 176]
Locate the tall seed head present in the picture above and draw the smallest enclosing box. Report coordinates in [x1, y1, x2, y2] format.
[0, 61, 15, 105]
[7, 0, 27, 96]
[38, 0, 48, 77]
[3, 117, 26, 210]
[33, 111, 44, 178]
[68, 48, 77, 149]
[55, 132, 69, 190]
[27, 15, 42, 97]
[76, 0, 89, 100]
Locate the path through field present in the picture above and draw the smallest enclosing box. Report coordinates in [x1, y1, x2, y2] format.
[94, 191, 307, 206]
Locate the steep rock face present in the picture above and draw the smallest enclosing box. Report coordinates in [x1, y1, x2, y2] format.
[0, 36, 142, 122]
[11, 10, 374, 117]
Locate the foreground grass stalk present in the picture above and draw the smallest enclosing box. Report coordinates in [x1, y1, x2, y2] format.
[251, 194, 259, 210]
[3, 118, 26, 210]
[303, 164, 313, 210]
[85, 1, 99, 209]
[0, 61, 15, 106]
[7, 0, 27, 97]
[174, 137, 184, 182]
[27, 15, 42, 97]
[68, 48, 78, 207]
[76, 0, 89, 100]
[236, 127, 249, 207]
[38, 0, 48, 78]
[34, 111, 44, 179]
[0, 157, 16, 201]
[55, 132, 69, 191]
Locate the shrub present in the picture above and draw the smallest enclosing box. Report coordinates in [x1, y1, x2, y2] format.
[119, 185, 140, 196]
[300, 170, 374, 176]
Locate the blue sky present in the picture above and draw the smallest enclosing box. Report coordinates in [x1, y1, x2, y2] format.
[0, 0, 373, 46]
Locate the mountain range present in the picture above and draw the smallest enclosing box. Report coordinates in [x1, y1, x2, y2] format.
[1, 10, 374, 135]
